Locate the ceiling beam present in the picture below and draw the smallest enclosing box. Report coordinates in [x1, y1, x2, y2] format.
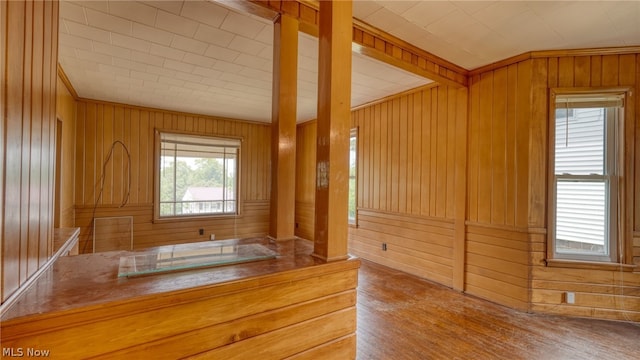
[247, 0, 468, 88]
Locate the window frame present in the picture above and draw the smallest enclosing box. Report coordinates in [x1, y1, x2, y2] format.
[153, 129, 241, 222]
[348, 127, 358, 226]
[547, 88, 629, 264]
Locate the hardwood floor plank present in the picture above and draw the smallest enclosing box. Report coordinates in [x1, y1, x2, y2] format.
[356, 260, 640, 359]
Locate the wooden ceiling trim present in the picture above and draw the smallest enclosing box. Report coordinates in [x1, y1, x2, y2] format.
[249, 0, 469, 88]
[57, 64, 79, 100]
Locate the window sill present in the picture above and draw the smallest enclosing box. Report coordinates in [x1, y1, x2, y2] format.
[153, 213, 240, 224]
[545, 259, 637, 272]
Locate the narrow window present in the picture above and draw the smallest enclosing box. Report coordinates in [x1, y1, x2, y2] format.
[155, 131, 240, 219]
[348, 128, 358, 225]
[550, 92, 624, 262]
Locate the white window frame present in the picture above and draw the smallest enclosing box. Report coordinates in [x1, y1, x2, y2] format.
[548, 89, 626, 263]
[154, 130, 241, 221]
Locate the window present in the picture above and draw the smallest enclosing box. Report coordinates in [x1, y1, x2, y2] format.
[348, 128, 357, 225]
[155, 131, 240, 219]
[549, 91, 624, 262]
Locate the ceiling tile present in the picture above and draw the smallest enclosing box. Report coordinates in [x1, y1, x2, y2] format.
[170, 35, 208, 55]
[60, 1, 87, 24]
[59, 33, 93, 50]
[155, 9, 199, 37]
[180, 0, 229, 28]
[131, 50, 165, 67]
[401, 1, 457, 27]
[183, 53, 216, 68]
[194, 24, 235, 47]
[76, 48, 112, 64]
[233, 53, 269, 69]
[204, 44, 240, 62]
[70, 0, 109, 13]
[174, 71, 204, 83]
[140, 1, 183, 15]
[163, 59, 195, 73]
[63, 19, 111, 42]
[146, 64, 177, 77]
[111, 33, 152, 52]
[150, 43, 186, 61]
[227, 36, 267, 56]
[108, 1, 157, 27]
[220, 11, 268, 39]
[92, 41, 132, 59]
[85, 8, 132, 35]
[132, 22, 173, 46]
[112, 57, 148, 72]
[193, 66, 222, 78]
[99, 63, 130, 77]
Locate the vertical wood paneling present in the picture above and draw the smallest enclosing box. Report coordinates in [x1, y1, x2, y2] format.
[2, 0, 58, 302]
[74, 100, 271, 252]
[56, 74, 77, 228]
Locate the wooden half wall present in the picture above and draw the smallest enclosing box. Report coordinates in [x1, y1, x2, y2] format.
[73, 100, 272, 252]
[1, 0, 59, 303]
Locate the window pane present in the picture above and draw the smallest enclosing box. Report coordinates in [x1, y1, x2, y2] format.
[555, 180, 607, 256]
[348, 133, 357, 223]
[159, 133, 239, 217]
[555, 108, 605, 175]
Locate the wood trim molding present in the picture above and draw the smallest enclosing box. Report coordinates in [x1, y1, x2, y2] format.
[57, 63, 79, 100]
[470, 46, 640, 76]
[248, 0, 468, 88]
[465, 221, 547, 235]
[545, 258, 637, 272]
[350, 83, 440, 111]
[76, 97, 270, 126]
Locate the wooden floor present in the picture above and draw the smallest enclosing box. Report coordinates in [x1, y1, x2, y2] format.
[356, 260, 640, 360]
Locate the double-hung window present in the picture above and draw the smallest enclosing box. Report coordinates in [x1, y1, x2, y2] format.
[155, 131, 240, 219]
[550, 91, 624, 263]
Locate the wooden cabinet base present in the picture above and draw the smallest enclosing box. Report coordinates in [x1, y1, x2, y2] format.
[1, 239, 360, 359]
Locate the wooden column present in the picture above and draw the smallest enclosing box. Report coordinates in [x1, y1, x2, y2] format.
[269, 14, 298, 240]
[313, 0, 352, 261]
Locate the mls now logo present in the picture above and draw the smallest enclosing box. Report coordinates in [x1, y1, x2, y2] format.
[3, 347, 51, 357]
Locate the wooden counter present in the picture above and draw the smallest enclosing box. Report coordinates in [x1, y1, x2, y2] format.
[1, 238, 360, 359]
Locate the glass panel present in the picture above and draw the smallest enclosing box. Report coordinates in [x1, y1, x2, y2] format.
[555, 107, 605, 175]
[555, 180, 607, 256]
[118, 240, 278, 277]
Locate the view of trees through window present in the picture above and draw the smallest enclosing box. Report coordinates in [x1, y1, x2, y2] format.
[158, 133, 238, 217]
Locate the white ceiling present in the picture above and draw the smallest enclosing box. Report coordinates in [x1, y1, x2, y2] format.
[58, 0, 431, 123]
[355, 0, 640, 70]
[59, 1, 640, 123]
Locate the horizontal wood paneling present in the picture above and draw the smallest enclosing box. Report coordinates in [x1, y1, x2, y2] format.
[74, 100, 271, 252]
[350, 209, 455, 287]
[1, 0, 59, 303]
[2, 255, 359, 359]
[465, 224, 530, 311]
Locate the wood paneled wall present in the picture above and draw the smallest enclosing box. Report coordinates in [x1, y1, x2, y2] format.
[469, 52, 640, 319]
[1, 0, 59, 303]
[527, 53, 640, 321]
[466, 60, 534, 310]
[295, 121, 317, 241]
[297, 85, 468, 287]
[56, 73, 76, 228]
[74, 100, 271, 252]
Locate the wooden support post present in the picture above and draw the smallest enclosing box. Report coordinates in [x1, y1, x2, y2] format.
[313, 0, 352, 261]
[269, 14, 298, 241]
